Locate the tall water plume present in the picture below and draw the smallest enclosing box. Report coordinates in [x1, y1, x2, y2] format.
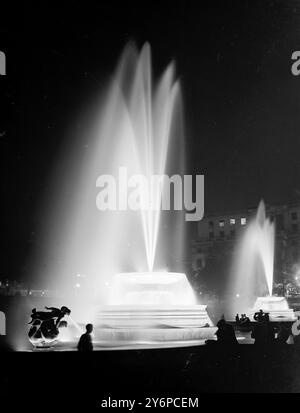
[29, 43, 186, 322]
[228, 200, 275, 315]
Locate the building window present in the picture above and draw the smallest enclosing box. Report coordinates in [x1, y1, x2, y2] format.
[241, 217, 247, 226]
[209, 231, 214, 240]
[230, 229, 235, 238]
[219, 231, 225, 239]
[219, 220, 225, 227]
[291, 212, 298, 221]
[292, 223, 298, 233]
[230, 218, 235, 225]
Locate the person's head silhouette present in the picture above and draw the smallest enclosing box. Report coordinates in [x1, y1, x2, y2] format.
[86, 323, 93, 334]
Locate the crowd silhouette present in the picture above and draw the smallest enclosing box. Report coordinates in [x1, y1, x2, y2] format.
[26, 306, 300, 351]
[206, 309, 300, 348]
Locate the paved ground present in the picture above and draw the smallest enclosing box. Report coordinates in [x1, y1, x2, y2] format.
[1, 344, 300, 408]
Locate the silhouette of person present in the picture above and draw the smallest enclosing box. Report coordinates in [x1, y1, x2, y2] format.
[77, 324, 94, 352]
[216, 318, 238, 346]
[235, 314, 251, 333]
[292, 316, 300, 345]
[251, 316, 275, 346]
[277, 323, 291, 344]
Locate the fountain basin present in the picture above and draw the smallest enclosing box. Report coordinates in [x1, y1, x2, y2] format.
[94, 307, 216, 345]
[251, 296, 296, 322]
[97, 305, 214, 328]
[94, 272, 216, 347]
[93, 326, 217, 346]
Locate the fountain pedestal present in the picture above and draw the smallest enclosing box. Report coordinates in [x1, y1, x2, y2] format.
[95, 272, 217, 347]
[251, 296, 296, 322]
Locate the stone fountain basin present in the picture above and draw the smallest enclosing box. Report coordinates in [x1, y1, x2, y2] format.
[93, 326, 217, 344]
[94, 304, 216, 345]
[250, 296, 296, 321]
[97, 305, 213, 328]
[93, 272, 216, 347]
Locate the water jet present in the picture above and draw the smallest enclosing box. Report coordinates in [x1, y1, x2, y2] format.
[230, 200, 295, 321]
[32, 42, 215, 349]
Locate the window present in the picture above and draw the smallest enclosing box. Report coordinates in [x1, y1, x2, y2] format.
[241, 217, 247, 226]
[219, 220, 225, 227]
[209, 232, 214, 240]
[230, 229, 235, 238]
[219, 231, 225, 239]
[230, 218, 236, 225]
[291, 212, 298, 221]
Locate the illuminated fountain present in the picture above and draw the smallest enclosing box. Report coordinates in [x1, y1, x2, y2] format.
[92, 44, 215, 347]
[30, 43, 215, 349]
[230, 200, 295, 321]
[95, 272, 215, 346]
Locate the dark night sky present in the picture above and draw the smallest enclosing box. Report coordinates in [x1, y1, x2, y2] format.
[1, 0, 300, 279]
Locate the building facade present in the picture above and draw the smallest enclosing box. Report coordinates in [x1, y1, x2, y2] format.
[191, 202, 300, 295]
